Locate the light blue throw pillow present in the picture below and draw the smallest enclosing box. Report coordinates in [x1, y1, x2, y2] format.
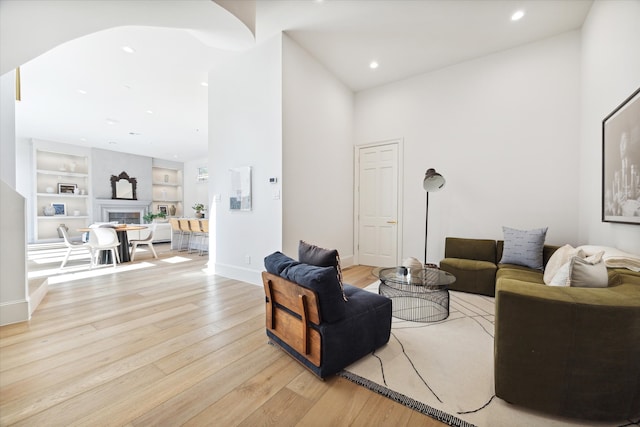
[500, 226, 548, 270]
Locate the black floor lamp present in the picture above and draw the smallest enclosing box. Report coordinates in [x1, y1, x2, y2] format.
[423, 168, 446, 266]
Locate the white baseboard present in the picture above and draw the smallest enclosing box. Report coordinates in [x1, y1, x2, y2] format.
[29, 279, 49, 315]
[0, 299, 30, 326]
[213, 263, 262, 286]
[341, 254, 354, 268]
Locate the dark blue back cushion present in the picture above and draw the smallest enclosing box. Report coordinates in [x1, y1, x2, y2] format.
[264, 252, 346, 324]
[264, 251, 299, 275]
[282, 264, 347, 323]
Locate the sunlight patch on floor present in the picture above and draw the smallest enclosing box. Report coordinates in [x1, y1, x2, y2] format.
[47, 262, 155, 285]
[161, 256, 191, 264]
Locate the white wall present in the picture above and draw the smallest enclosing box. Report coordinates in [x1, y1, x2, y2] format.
[183, 158, 209, 218]
[1, 71, 17, 187]
[91, 148, 153, 202]
[579, 0, 640, 254]
[355, 31, 582, 264]
[209, 35, 283, 284]
[0, 70, 28, 325]
[282, 34, 355, 263]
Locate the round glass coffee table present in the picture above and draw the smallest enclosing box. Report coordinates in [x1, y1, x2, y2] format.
[376, 267, 456, 322]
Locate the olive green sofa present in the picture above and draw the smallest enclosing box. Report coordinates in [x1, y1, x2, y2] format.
[440, 237, 640, 421]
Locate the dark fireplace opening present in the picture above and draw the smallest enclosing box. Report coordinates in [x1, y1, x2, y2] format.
[108, 212, 141, 224]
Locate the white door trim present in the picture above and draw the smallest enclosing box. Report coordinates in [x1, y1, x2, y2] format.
[353, 138, 404, 267]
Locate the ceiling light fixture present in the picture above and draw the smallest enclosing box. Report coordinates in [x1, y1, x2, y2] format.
[200, 81, 209, 87]
[122, 46, 136, 54]
[369, 61, 379, 69]
[77, 89, 87, 95]
[106, 119, 118, 125]
[146, 110, 153, 114]
[511, 10, 525, 21]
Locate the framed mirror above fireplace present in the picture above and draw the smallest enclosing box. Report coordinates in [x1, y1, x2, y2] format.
[111, 171, 137, 200]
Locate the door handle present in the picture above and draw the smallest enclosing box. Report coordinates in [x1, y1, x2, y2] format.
[387, 220, 397, 224]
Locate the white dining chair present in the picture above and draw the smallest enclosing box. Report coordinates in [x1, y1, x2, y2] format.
[130, 223, 158, 261]
[58, 226, 91, 268]
[88, 227, 121, 267]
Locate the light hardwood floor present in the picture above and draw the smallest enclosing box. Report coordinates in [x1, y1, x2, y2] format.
[1, 244, 447, 426]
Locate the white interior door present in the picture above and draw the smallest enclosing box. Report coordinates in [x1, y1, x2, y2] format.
[357, 143, 399, 267]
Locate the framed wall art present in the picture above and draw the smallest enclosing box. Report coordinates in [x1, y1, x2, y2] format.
[196, 167, 208, 182]
[51, 203, 66, 216]
[58, 183, 77, 194]
[602, 86, 640, 224]
[229, 166, 252, 211]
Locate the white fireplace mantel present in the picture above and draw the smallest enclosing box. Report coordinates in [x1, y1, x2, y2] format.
[96, 199, 152, 223]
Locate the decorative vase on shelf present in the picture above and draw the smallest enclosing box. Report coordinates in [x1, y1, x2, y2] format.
[169, 205, 176, 216]
[164, 174, 169, 183]
[69, 162, 77, 172]
[45, 187, 54, 194]
[57, 224, 68, 238]
[195, 212, 204, 219]
[43, 206, 55, 216]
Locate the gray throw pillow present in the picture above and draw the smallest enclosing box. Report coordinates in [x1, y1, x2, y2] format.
[299, 240, 347, 301]
[549, 252, 608, 288]
[499, 226, 548, 270]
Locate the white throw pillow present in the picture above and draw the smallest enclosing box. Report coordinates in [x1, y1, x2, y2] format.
[543, 244, 584, 285]
[549, 261, 571, 286]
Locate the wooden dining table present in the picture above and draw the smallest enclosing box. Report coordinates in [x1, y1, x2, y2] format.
[79, 225, 147, 264]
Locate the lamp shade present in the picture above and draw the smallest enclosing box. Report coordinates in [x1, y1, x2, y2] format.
[423, 168, 445, 192]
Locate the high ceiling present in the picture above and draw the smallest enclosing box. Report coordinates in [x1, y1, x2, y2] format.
[15, 0, 593, 162]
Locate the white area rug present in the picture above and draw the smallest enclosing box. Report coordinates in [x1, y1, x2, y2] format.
[340, 282, 636, 427]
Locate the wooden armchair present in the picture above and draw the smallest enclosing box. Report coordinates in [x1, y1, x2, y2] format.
[263, 272, 322, 367]
[262, 252, 392, 378]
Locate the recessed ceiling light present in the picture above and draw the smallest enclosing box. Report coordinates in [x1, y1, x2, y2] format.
[122, 46, 136, 54]
[80, 138, 87, 142]
[200, 81, 209, 87]
[369, 61, 379, 69]
[77, 89, 87, 95]
[511, 10, 525, 21]
[106, 118, 118, 125]
[146, 110, 153, 114]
